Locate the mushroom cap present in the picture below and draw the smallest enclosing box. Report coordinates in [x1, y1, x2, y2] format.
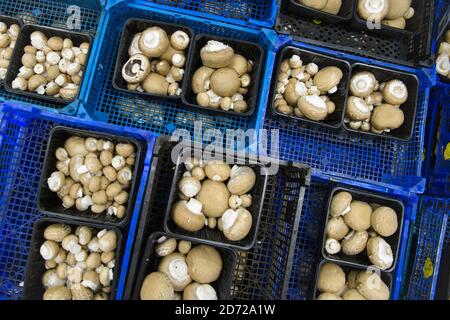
[371, 206, 398, 237]
[330, 191, 352, 217]
[357, 0, 389, 21]
[170, 30, 190, 51]
[227, 166, 256, 196]
[122, 54, 151, 84]
[436, 53, 450, 76]
[156, 238, 177, 257]
[195, 180, 230, 218]
[350, 72, 377, 98]
[210, 68, 240, 97]
[346, 270, 359, 289]
[341, 230, 369, 255]
[313, 66, 343, 93]
[171, 200, 206, 232]
[317, 292, 343, 300]
[382, 17, 407, 29]
[192, 66, 215, 94]
[344, 200, 372, 231]
[346, 96, 371, 121]
[204, 161, 231, 182]
[183, 283, 218, 300]
[139, 27, 170, 58]
[367, 237, 394, 270]
[65, 136, 88, 157]
[382, 80, 408, 105]
[371, 104, 405, 131]
[178, 240, 192, 255]
[301, 0, 328, 10]
[322, 0, 343, 14]
[222, 208, 253, 241]
[98, 230, 117, 252]
[326, 216, 350, 241]
[356, 271, 390, 300]
[71, 283, 94, 300]
[200, 40, 234, 69]
[317, 262, 346, 294]
[142, 73, 169, 95]
[158, 253, 192, 291]
[43, 286, 72, 300]
[297, 95, 328, 121]
[342, 288, 367, 300]
[44, 223, 71, 242]
[229, 54, 249, 76]
[186, 245, 223, 284]
[178, 176, 201, 198]
[140, 272, 175, 300]
[385, 0, 411, 19]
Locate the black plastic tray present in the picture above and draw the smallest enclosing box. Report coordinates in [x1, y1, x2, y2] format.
[163, 147, 268, 250]
[4, 24, 92, 106]
[112, 18, 195, 100]
[182, 34, 264, 117]
[23, 217, 123, 300]
[122, 137, 311, 300]
[286, 0, 354, 24]
[132, 232, 237, 300]
[344, 63, 419, 141]
[352, 0, 424, 38]
[276, 0, 435, 67]
[312, 259, 393, 299]
[270, 45, 351, 130]
[37, 126, 145, 228]
[0, 15, 23, 87]
[321, 187, 405, 273]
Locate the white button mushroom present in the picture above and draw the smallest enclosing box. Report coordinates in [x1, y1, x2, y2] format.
[171, 199, 206, 232]
[183, 283, 218, 300]
[40, 240, 60, 261]
[325, 238, 342, 254]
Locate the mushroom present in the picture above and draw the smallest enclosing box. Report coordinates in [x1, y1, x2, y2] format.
[40, 240, 60, 261]
[140, 272, 175, 300]
[143, 73, 168, 95]
[76, 226, 93, 246]
[43, 286, 72, 300]
[324, 238, 341, 254]
[313, 66, 343, 94]
[326, 216, 350, 240]
[62, 234, 82, 254]
[382, 17, 406, 29]
[171, 199, 206, 232]
[101, 251, 115, 264]
[47, 171, 66, 192]
[385, 0, 411, 19]
[300, 0, 328, 10]
[156, 238, 177, 257]
[356, 270, 390, 300]
[122, 54, 151, 83]
[178, 241, 191, 255]
[170, 31, 190, 50]
[65, 136, 88, 157]
[322, 0, 343, 14]
[371, 104, 405, 131]
[94, 292, 109, 300]
[172, 53, 186, 68]
[82, 270, 100, 292]
[357, 0, 389, 21]
[44, 224, 71, 242]
[139, 27, 170, 58]
[86, 252, 101, 270]
[191, 167, 205, 181]
[346, 96, 371, 121]
[210, 68, 240, 97]
[200, 40, 234, 69]
[222, 208, 252, 241]
[71, 283, 94, 300]
[350, 72, 377, 98]
[194, 179, 230, 218]
[192, 66, 214, 94]
[341, 231, 369, 255]
[317, 262, 346, 294]
[330, 191, 352, 217]
[382, 80, 408, 105]
[98, 230, 117, 252]
[317, 293, 343, 300]
[186, 245, 223, 284]
[117, 167, 132, 185]
[367, 237, 394, 270]
[344, 201, 372, 231]
[183, 283, 218, 300]
[178, 176, 202, 198]
[342, 288, 367, 300]
[75, 195, 93, 211]
[229, 54, 249, 76]
[204, 161, 231, 182]
[297, 95, 328, 121]
[436, 53, 450, 77]
[226, 166, 256, 196]
[404, 7, 415, 19]
[158, 253, 192, 291]
[371, 206, 398, 237]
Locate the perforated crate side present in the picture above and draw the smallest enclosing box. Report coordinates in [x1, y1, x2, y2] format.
[135, 0, 278, 28]
[286, 172, 418, 300]
[263, 39, 432, 193]
[403, 197, 450, 300]
[80, 1, 277, 147]
[275, 0, 435, 67]
[0, 0, 102, 114]
[0, 102, 156, 300]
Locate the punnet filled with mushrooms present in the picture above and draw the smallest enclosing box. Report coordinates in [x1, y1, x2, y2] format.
[285, 0, 355, 24]
[136, 234, 236, 300]
[24, 219, 122, 300]
[315, 261, 391, 300]
[0, 16, 21, 82]
[113, 19, 193, 98]
[5, 25, 91, 102]
[38, 126, 143, 226]
[344, 63, 418, 140]
[436, 28, 450, 82]
[272, 46, 350, 128]
[165, 153, 268, 249]
[322, 188, 404, 271]
[182, 34, 263, 116]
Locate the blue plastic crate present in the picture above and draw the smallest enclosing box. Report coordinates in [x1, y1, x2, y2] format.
[0, 0, 102, 115]
[79, 1, 277, 146]
[286, 171, 418, 300]
[403, 196, 449, 300]
[134, 0, 277, 28]
[0, 101, 156, 300]
[262, 37, 433, 194]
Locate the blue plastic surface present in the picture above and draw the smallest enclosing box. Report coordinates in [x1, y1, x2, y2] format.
[262, 37, 433, 194]
[135, 0, 278, 28]
[0, 101, 156, 300]
[0, 0, 102, 115]
[286, 171, 418, 300]
[404, 196, 449, 300]
[80, 1, 277, 147]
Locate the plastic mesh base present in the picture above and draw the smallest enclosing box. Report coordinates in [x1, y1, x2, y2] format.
[82, 2, 272, 142]
[0, 0, 100, 111]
